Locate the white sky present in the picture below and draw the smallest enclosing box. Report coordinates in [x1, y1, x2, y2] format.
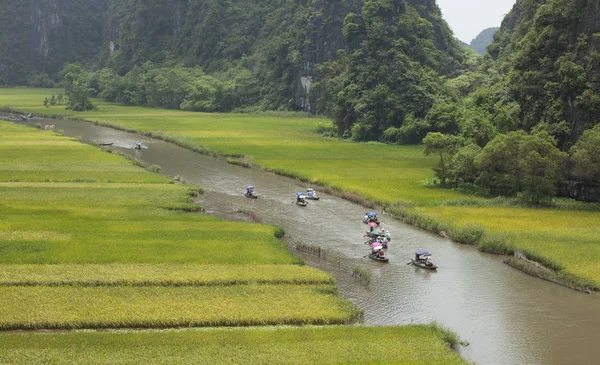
[436, 0, 517, 43]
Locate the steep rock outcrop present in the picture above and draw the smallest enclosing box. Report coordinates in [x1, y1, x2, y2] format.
[0, 0, 107, 85]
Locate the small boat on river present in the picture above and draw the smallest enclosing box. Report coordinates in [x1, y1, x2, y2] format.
[294, 192, 308, 206]
[368, 243, 389, 262]
[365, 228, 391, 241]
[305, 188, 320, 200]
[363, 211, 380, 225]
[368, 252, 389, 262]
[410, 249, 437, 270]
[244, 186, 258, 198]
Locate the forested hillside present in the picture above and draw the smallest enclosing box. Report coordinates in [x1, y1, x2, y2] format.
[420, 0, 600, 202]
[469, 27, 499, 54]
[0, 0, 463, 115]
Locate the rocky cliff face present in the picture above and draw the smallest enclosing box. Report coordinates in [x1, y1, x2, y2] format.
[0, 0, 107, 85]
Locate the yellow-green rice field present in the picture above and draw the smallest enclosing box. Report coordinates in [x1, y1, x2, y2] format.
[0, 118, 466, 363]
[0, 326, 467, 365]
[0, 121, 355, 326]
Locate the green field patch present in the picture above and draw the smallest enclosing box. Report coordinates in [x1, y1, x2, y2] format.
[418, 206, 600, 286]
[0, 285, 356, 330]
[0, 264, 333, 287]
[0, 325, 467, 365]
[0, 180, 294, 264]
[0, 231, 71, 242]
[0, 121, 168, 183]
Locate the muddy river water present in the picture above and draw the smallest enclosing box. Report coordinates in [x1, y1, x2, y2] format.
[12, 116, 600, 365]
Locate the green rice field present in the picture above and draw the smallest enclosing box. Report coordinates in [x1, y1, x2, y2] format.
[0, 121, 355, 327]
[3, 88, 598, 287]
[0, 326, 467, 365]
[0, 118, 466, 363]
[418, 206, 600, 285]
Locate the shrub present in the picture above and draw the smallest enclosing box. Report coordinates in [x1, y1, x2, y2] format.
[273, 227, 285, 239]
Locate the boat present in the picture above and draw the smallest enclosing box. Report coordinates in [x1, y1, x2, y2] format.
[365, 229, 390, 241]
[367, 244, 389, 262]
[98, 142, 114, 146]
[365, 236, 388, 249]
[368, 252, 389, 262]
[305, 188, 320, 200]
[244, 186, 258, 198]
[410, 249, 437, 270]
[294, 192, 308, 206]
[362, 212, 380, 225]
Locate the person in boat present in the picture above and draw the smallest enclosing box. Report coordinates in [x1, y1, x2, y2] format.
[134, 141, 142, 149]
[296, 195, 306, 204]
[378, 249, 385, 258]
[415, 251, 433, 266]
[245, 186, 255, 197]
[27, 113, 33, 119]
[382, 236, 388, 247]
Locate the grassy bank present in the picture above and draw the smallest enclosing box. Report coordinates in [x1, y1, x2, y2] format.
[5, 88, 598, 289]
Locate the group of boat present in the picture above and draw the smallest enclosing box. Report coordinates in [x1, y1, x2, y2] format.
[363, 212, 391, 263]
[244, 186, 320, 207]
[362, 211, 437, 269]
[7, 112, 33, 122]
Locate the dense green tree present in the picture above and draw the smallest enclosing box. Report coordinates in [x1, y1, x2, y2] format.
[317, 0, 463, 141]
[570, 124, 600, 183]
[423, 132, 464, 185]
[475, 131, 567, 203]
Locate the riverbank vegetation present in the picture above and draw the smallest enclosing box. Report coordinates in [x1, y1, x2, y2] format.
[3, 88, 600, 290]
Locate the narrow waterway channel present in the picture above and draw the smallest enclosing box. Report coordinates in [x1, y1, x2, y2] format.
[11, 115, 600, 365]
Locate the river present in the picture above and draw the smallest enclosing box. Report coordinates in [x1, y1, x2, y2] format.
[10, 115, 600, 365]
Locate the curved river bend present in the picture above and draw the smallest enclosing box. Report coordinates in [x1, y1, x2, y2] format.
[14, 116, 600, 365]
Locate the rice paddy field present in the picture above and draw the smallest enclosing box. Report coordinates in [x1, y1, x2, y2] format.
[0, 118, 466, 363]
[0, 326, 467, 365]
[3, 88, 599, 288]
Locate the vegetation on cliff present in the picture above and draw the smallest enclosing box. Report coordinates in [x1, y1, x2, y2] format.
[469, 27, 499, 54]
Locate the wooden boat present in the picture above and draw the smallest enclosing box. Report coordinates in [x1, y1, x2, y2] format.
[368, 252, 389, 263]
[365, 230, 390, 239]
[410, 259, 437, 270]
[294, 192, 308, 206]
[245, 186, 258, 198]
[305, 188, 320, 200]
[99, 142, 114, 146]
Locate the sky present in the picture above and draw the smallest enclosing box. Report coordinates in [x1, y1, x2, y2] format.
[436, 0, 517, 44]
